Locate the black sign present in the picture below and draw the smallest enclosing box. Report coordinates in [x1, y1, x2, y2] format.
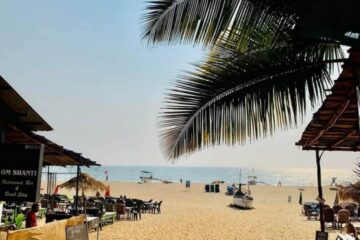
[315, 231, 328, 240]
[0, 144, 44, 202]
[66, 224, 89, 240]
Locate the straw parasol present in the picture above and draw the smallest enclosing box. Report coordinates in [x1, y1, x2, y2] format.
[338, 181, 360, 203]
[334, 191, 339, 206]
[59, 173, 106, 193]
[299, 191, 303, 205]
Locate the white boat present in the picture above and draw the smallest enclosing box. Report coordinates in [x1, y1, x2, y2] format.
[233, 190, 253, 209]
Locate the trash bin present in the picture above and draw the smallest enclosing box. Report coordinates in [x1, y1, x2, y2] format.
[205, 184, 210, 192]
[186, 180, 190, 188]
[210, 184, 215, 192]
[215, 184, 220, 193]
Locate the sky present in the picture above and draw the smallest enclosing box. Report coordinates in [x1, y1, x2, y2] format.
[0, 1, 358, 169]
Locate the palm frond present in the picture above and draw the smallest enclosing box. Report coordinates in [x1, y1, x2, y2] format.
[159, 41, 344, 160]
[142, 0, 300, 48]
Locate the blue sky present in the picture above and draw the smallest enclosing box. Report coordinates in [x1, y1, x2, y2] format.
[0, 1, 358, 169]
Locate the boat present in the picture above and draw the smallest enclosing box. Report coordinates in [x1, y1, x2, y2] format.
[248, 168, 257, 185]
[233, 185, 253, 209]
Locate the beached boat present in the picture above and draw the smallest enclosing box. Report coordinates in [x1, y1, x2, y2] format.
[233, 185, 253, 209]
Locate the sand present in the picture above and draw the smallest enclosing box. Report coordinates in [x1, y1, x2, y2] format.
[59, 182, 342, 240]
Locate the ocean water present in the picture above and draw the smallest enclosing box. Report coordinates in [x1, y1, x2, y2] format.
[44, 166, 358, 186]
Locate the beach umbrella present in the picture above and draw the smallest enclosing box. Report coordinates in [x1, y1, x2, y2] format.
[299, 191, 303, 205]
[334, 191, 339, 205]
[338, 181, 360, 203]
[105, 185, 110, 197]
[59, 173, 107, 193]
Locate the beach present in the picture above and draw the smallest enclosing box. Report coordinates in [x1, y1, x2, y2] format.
[61, 182, 340, 240]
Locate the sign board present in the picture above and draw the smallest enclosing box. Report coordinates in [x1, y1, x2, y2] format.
[0, 144, 44, 202]
[315, 231, 328, 240]
[66, 224, 89, 240]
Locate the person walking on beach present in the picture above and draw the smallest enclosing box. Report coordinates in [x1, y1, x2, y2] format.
[26, 203, 39, 228]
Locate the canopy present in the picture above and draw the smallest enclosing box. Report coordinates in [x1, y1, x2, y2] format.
[338, 181, 360, 203]
[59, 173, 106, 192]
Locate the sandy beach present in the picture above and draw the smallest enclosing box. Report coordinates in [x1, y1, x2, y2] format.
[56, 182, 341, 240]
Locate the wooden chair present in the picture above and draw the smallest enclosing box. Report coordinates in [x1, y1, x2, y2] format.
[104, 204, 115, 213]
[323, 208, 336, 229]
[338, 209, 350, 230]
[333, 205, 342, 214]
[115, 203, 128, 220]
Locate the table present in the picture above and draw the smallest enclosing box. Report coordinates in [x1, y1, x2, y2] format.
[86, 216, 100, 232]
[102, 212, 116, 225]
[336, 233, 356, 240]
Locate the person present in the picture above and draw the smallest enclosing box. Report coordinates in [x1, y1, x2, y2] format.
[26, 203, 39, 228]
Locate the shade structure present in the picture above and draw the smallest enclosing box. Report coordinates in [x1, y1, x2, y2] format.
[334, 191, 340, 205]
[59, 173, 106, 192]
[338, 181, 360, 203]
[296, 47, 360, 232]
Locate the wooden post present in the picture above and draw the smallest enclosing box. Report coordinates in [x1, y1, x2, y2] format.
[316, 150, 325, 232]
[0, 123, 6, 143]
[75, 165, 80, 216]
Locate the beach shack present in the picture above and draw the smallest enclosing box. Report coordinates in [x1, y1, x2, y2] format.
[0, 76, 99, 239]
[296, 48, 360, 235]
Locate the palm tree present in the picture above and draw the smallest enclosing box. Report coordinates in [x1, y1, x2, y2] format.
[142, 0, 357, 160]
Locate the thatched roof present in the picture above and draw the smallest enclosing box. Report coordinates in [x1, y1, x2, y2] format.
[338, 181, 360, 203]
[59, 173, 106, 192]
[296, 49, 360, 151]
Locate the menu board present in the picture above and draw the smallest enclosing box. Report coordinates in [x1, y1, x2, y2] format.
[66, 224, 89, 240]
[0, 144, 44, 202]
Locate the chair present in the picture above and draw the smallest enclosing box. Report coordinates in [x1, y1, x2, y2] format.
[104, 204, 116, 212]
[323, 204, 331, 210]
[304, 204, 319, 220]
[345, 205, 356, 220]
[333, 205, 342, 214]
[323, 208, 335, 229]
[130, 204, 142, 221]
[154, 201, 163, 214]
[115, 203, 128, 220]
[338, 209, 350, 229]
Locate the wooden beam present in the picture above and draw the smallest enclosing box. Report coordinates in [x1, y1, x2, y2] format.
[331, 130, 357, 148]
[305, 91, 353, 147]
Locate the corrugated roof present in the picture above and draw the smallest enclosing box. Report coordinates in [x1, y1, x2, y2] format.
[0, 75, 52, 131]
[296, 48, 360, 151]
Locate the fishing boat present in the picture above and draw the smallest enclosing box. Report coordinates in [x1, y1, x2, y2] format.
[233, 184, 253, 209]
[232, 169, 253, 209]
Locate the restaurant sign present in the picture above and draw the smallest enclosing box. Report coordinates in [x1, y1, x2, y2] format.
[0, 144, 44, 202]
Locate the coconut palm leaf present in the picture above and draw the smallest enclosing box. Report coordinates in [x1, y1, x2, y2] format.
[142, 0, 300, 48]
[159, 41, 344, 160]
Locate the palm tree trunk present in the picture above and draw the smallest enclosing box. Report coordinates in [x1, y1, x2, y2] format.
[316, 150, 325, 232]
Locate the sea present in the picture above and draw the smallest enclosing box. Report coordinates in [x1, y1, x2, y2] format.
[43, 166, 358, 186]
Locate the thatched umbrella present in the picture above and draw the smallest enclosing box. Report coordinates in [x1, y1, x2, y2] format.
[338, 181, 360, 203]
[334, 191, 339, 206]
[59, 173, 107, 193]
